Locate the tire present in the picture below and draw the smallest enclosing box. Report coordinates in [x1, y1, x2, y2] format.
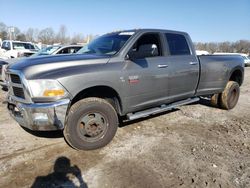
[220, 81, 240, 110]
[64, 97, 118, 150]
[210, 93, 220, 107]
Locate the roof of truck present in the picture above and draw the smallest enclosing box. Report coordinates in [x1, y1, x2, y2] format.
[108, 28, 188, 35]
[2, 40, 33, 44]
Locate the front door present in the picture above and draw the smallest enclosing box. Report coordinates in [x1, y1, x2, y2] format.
[122, 33, 169, 112]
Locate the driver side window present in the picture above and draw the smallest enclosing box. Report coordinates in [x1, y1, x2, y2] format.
[128, 33, 162, 59]
[2, 42, 11, 50]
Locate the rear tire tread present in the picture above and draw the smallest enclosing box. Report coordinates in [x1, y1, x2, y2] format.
[220, 81, 240, 110]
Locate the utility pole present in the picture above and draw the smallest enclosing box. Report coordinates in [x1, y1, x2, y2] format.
[86, 35, 90, 43]
[8, 27, 15, 40]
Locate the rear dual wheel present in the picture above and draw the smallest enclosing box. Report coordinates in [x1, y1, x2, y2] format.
[64, 97, 118, 150]
[210, 81, 240, 110]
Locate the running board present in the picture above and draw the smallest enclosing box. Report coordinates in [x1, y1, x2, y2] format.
[127, 97, 200, 121]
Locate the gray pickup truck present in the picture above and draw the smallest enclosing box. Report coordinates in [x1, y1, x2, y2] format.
[6, 29, 244, 150]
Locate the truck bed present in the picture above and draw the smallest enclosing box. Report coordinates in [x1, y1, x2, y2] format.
[196, 54, 244, 96]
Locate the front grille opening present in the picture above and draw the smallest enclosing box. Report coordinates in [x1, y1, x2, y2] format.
[13, 86, 25, 99]
[10, 74, 21, 84]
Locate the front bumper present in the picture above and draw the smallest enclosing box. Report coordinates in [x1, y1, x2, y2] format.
[7, 96, 70, 131]
[0, 80, 7, 87]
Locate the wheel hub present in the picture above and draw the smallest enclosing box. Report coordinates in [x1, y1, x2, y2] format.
[85, 119, 103, 136]
[79, 113, 106, 139]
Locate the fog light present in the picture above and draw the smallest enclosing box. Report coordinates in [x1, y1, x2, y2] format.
[32, 113, 48, 121]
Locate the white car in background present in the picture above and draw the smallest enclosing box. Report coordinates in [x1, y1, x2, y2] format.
[1, 40, 39, 58]
[242, 54, 250, 66]
[0, 44, 83, 89]
[214, 52, 250, 67]
[0, 54, 9, 60]
[196, 50, 209, 55]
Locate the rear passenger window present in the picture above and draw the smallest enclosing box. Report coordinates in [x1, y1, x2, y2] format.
[165, 33, 191, 55]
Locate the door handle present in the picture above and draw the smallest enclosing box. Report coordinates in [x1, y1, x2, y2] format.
[158, 64, 168, 68]
[189, 62, 198, 65]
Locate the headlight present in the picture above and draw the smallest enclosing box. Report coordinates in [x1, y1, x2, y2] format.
[28, 80, 67, 98]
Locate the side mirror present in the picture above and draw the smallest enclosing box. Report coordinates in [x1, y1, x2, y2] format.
[126, 50, 137, 60]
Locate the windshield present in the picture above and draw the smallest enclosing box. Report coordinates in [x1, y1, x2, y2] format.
[31, 46, 61, 56]
[77, 32, 134, 55]
[13, 42, 37, 50]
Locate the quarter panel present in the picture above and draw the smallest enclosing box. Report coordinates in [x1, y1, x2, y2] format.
[196, 55, 244, 96]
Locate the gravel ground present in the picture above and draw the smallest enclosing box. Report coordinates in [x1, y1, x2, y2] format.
[0, 68, 249, 188]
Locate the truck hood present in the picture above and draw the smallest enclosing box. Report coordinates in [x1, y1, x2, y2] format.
[8, 54, 111, 79]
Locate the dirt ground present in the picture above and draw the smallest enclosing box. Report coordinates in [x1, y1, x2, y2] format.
[0, 68, 249, 188]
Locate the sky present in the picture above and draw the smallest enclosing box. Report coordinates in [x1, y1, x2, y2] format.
[0, 0, 250, 42]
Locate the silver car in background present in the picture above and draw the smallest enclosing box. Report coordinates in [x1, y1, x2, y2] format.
[31, 44, 83, 57]
[0, 60, 8, 90]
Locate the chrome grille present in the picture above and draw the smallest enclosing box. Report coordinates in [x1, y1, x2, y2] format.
[6, 70, 32, 103]
[10, 74, 21, 84]
[7, 73, 24, 99]
[0, 65, 2, 80]
[13, 86, 25, 99]
[7, 73, 25, 100]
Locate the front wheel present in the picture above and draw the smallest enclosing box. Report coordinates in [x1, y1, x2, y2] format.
[64, 97, 118, 150]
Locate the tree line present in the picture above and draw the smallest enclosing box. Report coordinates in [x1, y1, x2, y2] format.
[195, 40, 250, 54]
[0, 22, 96, 45]
[0, 22, 249, 54]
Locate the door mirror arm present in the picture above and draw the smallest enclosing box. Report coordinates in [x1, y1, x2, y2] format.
[125, 51, 136, 60]
[125, 54, 130, 60]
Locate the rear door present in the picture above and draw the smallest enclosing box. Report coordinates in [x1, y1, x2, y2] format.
[164, 33, 199, 102]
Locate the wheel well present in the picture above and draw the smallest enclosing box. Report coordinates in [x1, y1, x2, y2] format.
[229, 70, 243, 86]
[71, 86, 122, 114]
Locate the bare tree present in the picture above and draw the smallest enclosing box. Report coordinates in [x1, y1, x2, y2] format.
[207, 43, 218, 53]
[12, 27, 21, 40]
[38, 28, 55, 44]
[16, 33, 26, 41]
[195, 40, 250, 54]
[218, 42, 232, 52]
[0, 22, 7, 31]
[85, 34, 98, 43]
[0, 22, 7, 39]
[195, 42, 207, 51]
[25, 28, 39, 42]
[0, 21, 249, 54]
[55, 25, 69, 44]
[233, 40, 250, 54]
[71, 33, 85, 44]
